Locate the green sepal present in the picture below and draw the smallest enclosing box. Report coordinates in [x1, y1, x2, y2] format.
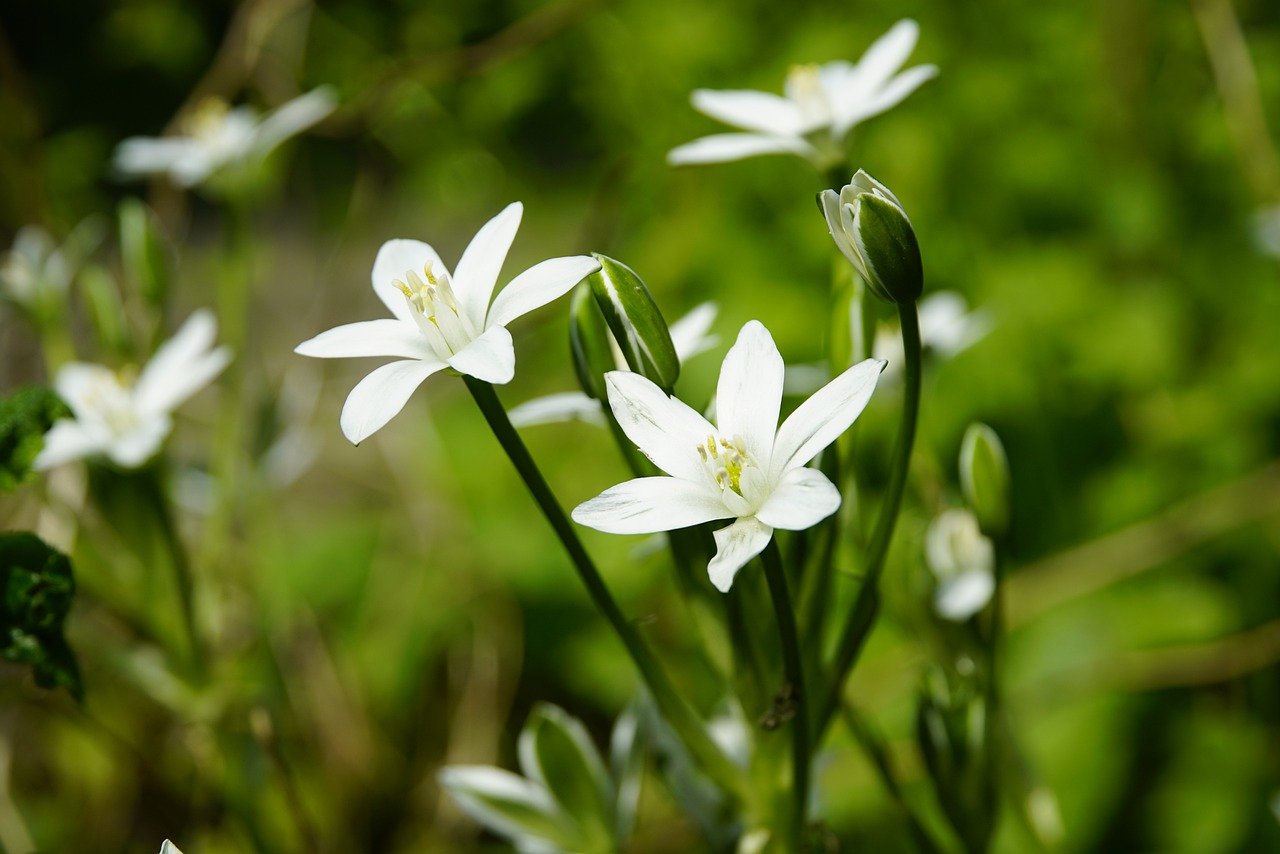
[960, 423, 1011, 536]
[569, 282, 617, 401]
[586, 254, 680, 393]
[0, 532, 82, 700]
[0, 387, 71, 491]
[118, 199, 170, 310]
[857, 193, 923, 305]
[518, 703, 615, 848]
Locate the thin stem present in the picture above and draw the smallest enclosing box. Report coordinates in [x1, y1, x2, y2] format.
[140, 466, 204, 673]
[842, 705, 944, 854]
[817, 301, 922, 738]
[761, 539, 809, 848]
[463, 376, 747, 801]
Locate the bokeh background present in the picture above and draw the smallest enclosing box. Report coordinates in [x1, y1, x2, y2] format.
[2, 0, 1280, 850]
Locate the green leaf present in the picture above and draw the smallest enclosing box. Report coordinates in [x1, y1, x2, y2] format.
[0, 532, 81, 700]
[569, 282, 617, 401]
[0, 387, 70, 491]
[118, 198, 170, 309]
[960, 423, 1011, 536]
[437, 765, 576, 848]
[518, 703, 615, 849]
[586, 254, 680, 393]
[610, 706, 646, 840]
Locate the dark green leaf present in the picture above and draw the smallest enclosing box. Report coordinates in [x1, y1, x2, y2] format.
[0, 532, 81, 700]
[0, 387, 71, 491]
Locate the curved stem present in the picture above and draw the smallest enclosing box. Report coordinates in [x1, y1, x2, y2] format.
[463, 377, 747, 802]
[817, 301, 921, 738]
[761, 539, 809, 848]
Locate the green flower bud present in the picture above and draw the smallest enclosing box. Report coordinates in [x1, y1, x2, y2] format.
[568, 281, 616, 401]
[586, 254, 680, 393]
[959, 423, 1011, 536]
[820, 169, 923, 304]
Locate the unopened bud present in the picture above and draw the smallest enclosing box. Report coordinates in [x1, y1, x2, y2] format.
[586, 254, 680, 393]
[959, 423, 1011, 536]
[820, 169, 923, 304]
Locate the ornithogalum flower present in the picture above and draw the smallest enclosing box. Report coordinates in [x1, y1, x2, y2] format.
[113, 88, 336, 188]
[925, 508, 995, 621]
[508, 302, 720, 428]
[35, 311, 230, 470]
[0, 221, 102, 314]
[667, 19, 935, 168]
[295, 203, 600, 444]
[573, 321, 884, 592]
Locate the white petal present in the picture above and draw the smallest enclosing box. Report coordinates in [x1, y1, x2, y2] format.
[572, 477, 732, 535]
[446, 325, 515, 384]
[667, 133, 814, 166]
[106, 416, 173, 468]
[486, 255, 600, 330]
[854, 19, 921, 93]
[755, 467, 841, 530]
[135, 310, 230, 414]
[253, 87, 336, 155]
[604, 371, 716, 482]
[689, 89, 803, 135]
[112, 137, 195, 180]
[707, 517, 774, 593]
[160, 841, 185, 854]
[54, 363, 117, 414]
[668, 302, 719, 361]
[935, 571, 995, 622]
[838, 64, 937, 132]
[454, 202, 523, 331]
[508, 392, 605, 428]
[295, 319, 434, 360]
[371, 239, 448, 324]
[32, 422, 105, 470]
[339, 358, 446, 444]
[771, 358, 885, 479]
[715, 321, 783, 466]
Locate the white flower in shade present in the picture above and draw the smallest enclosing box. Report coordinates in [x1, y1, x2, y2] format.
[875, 290, 992, 378]
[573, 321, 884, 592]
[114, 87, 336, 188]
[295, 203, 600, 444]
[508, 302, 720, 428]
[925, 508, 995, 621]
[667, 20, 936, 168]
[34, 311, 230, 470]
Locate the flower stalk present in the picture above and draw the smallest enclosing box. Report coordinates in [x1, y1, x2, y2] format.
[818, 300, 921, 737]
[463, 376, 747, 801]
[138, 465, 203, 673]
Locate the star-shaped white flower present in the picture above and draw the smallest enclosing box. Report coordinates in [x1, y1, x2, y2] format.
[925, 508, 995, 621]
[508, 302, 720, 428]
[573, 321, 884, 592]
[34, 311, 231, 470]
[295, 202, 600, 444]
[667, 20, 936, 168]
[114, 88, 336, 188]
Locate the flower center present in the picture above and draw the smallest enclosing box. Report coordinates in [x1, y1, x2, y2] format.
[83, 370, 142, 435]
[186, 98, 233, 143]
[786, 64, 832, 129]
[394, 261, 475, 354]
[697, 433, 756, 497]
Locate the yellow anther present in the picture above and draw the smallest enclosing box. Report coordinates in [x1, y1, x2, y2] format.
[423, 261, 438, 285]
[394, 279, 412, 298]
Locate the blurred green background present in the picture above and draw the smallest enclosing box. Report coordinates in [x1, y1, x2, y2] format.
[2, 0, 1280, 850]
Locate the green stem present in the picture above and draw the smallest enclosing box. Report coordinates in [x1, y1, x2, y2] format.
[140, 466, 204, 673]
[817, 301, 922, 738]
[761, 539, 809, 848]
[463, 377, 746, 801]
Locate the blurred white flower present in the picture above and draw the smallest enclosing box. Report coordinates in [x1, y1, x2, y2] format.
[875, 291, 991, 378]
[573, 321, 884, 592]
[0, 220, 102, 311]
[668, 20, 936, 168]
[509, 302, 720, 428]
[114, 88, 336, 188]
[925, 508, 995, 621]
[296, 203, 600, 444]
[1253, 204, 1280, 258]
[34, 311, 230, 470]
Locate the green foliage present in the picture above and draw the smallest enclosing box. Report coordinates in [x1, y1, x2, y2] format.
[0, 532, 81, 700]
[0, 386, 69, 491]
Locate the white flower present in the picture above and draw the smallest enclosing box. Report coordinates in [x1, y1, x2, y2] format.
[874, 290, 992, 378]
[925, 508, 995, 621]
[295, 203, 600, 444]
[34, 311, 230, 470]
[667, 20, 936, 168]
[573, 321, 884, 592]
[114, 88, 336, 188]
[0, 220, 102, 310]
[508, 302, 720, 428]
